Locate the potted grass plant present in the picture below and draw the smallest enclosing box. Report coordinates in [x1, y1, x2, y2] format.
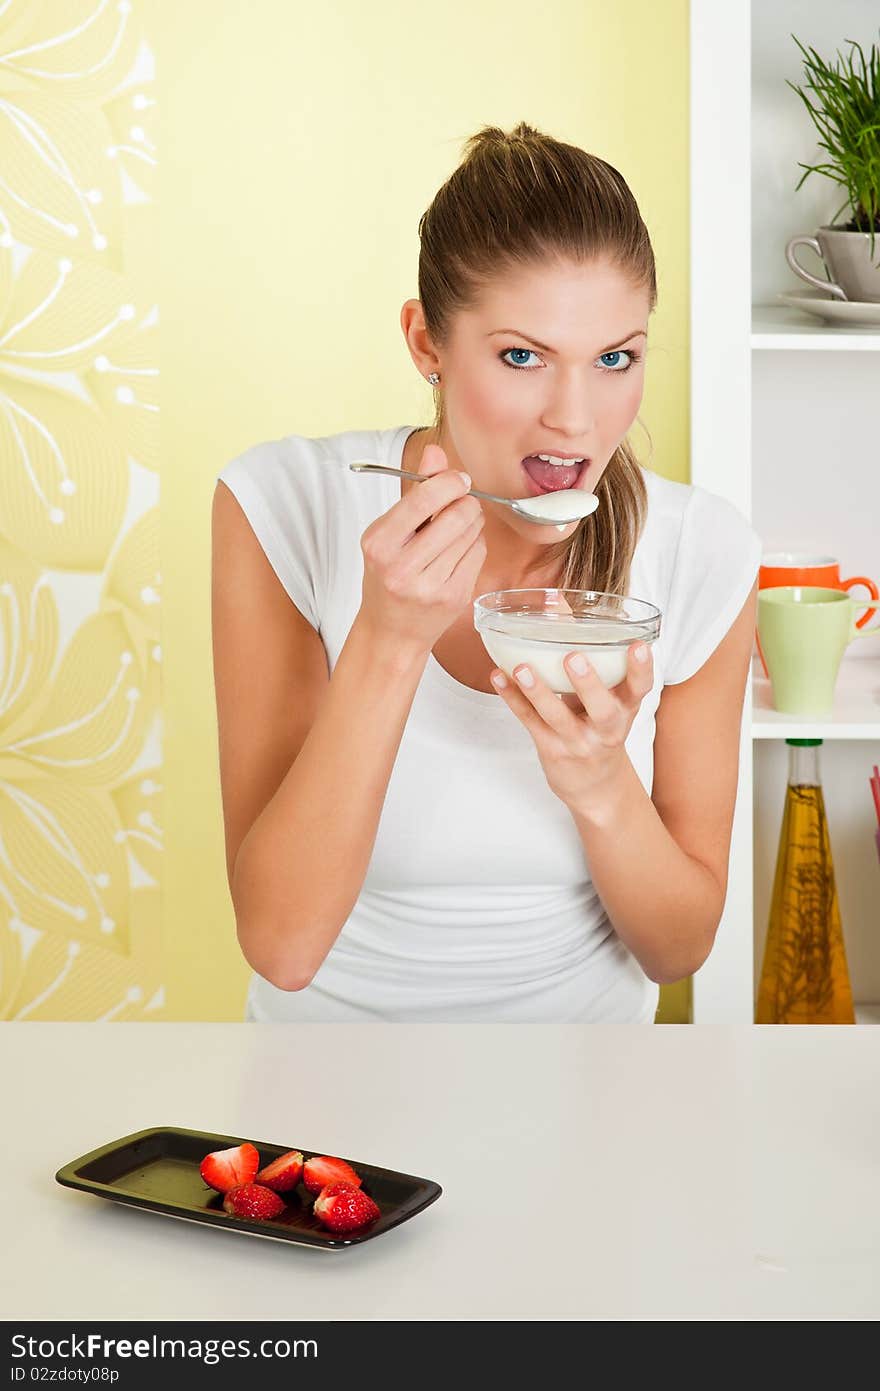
[784, 33, 880, 302]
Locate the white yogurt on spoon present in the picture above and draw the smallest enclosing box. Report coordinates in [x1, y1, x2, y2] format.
[513, 453, 599, 526]
[513, 489, 599, 525]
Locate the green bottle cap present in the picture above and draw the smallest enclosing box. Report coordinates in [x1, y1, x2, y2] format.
[786, 738, 823, 746]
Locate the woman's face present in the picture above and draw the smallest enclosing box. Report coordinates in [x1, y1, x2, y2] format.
[431, 257, 651, 544]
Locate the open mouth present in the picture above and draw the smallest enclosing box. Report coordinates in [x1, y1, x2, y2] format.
[520, 455, 589, 495]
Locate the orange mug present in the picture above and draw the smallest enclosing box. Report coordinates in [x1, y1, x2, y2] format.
[756, 553, 879, 678]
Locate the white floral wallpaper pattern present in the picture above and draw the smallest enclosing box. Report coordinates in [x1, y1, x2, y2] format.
[0, 0, 163, 1020]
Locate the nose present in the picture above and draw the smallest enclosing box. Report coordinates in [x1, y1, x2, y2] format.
[539, 369, 598, 440]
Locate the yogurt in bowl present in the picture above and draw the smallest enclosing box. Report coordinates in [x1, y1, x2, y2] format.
[473, 589, 662, 694]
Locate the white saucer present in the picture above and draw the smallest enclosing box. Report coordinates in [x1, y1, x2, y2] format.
[777, 289, 880, 326]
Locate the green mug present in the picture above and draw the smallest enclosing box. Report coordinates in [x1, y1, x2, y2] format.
[757, 586, 880, 715]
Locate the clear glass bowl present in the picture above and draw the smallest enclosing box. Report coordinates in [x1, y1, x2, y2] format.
[473, 589, 662, 694]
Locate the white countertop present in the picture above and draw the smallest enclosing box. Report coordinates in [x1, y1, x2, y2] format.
[3, 1024, 879, 1320]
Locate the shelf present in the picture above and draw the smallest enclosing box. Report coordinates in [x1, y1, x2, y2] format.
[751, 303, 880, 350]
[748, 1008, 880, 1024]
[752, 656, 880, 740]
[749, 1007, 880, 1025]
[855, 1004, 880, 1026]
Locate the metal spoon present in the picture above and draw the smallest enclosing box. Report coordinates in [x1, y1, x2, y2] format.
[349, 460, 598, 525]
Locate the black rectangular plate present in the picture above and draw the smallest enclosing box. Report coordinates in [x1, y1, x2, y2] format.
[55, 1126, 442, 1250]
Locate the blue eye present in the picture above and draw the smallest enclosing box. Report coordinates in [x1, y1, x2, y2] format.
[502, 348, 541, 368]
[499, 346, 640, 373]
[598, 351, 631, 371]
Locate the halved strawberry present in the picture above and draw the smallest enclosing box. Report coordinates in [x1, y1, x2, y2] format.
[199, 1142, 260, 1194]
[302, 1155, 362, 1196]
[256, 1149, 304, 1193]
[313, 1181, 380, 1233]
[222, 1182, 286, 1220]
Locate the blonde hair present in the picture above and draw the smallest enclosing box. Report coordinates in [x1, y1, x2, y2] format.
[417, 121, 656, 595]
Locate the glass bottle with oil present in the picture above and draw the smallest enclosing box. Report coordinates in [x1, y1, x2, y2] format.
[755, 738, 855, 1024]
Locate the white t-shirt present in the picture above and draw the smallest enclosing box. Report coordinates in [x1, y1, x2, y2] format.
[216, 425, 762, 1023]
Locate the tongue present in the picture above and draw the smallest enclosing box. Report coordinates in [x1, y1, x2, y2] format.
[522, 456, 580, 491]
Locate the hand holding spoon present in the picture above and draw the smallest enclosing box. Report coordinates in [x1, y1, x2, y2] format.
[349, 460, 599, 525]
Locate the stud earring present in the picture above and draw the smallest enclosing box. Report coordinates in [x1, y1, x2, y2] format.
[427, 372, 440, 386]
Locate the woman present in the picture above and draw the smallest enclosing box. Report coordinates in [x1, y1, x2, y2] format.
[211, 122, 762, 1023]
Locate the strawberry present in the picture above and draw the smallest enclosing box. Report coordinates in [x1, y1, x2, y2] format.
[222, 1182, 286, 1220]
[302, 1155, 362, 1196]
[256, 1149, 304, 1193]
[313, 1181, 379, 1233]
[199, 1142, 260, 1194]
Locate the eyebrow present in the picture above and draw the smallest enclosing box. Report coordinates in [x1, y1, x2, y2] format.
[488, 328, 647, 354]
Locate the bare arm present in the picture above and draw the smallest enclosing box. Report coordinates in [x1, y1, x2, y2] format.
[232, 611, 429, 990]
[568, 579, 758, 983]
[212, 445, 485, 991]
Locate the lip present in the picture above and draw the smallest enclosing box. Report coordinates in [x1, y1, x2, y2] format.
[519, 457, 590, 497]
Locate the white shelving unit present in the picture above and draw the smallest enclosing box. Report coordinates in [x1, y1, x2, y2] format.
[690, 0, 880, 1023]
[752, 304, 880, 350]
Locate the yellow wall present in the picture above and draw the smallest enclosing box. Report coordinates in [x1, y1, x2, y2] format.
[161, 0, 691, 1022]
[163, 0, 692, 1023]
[0, 0, 691, 1022]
